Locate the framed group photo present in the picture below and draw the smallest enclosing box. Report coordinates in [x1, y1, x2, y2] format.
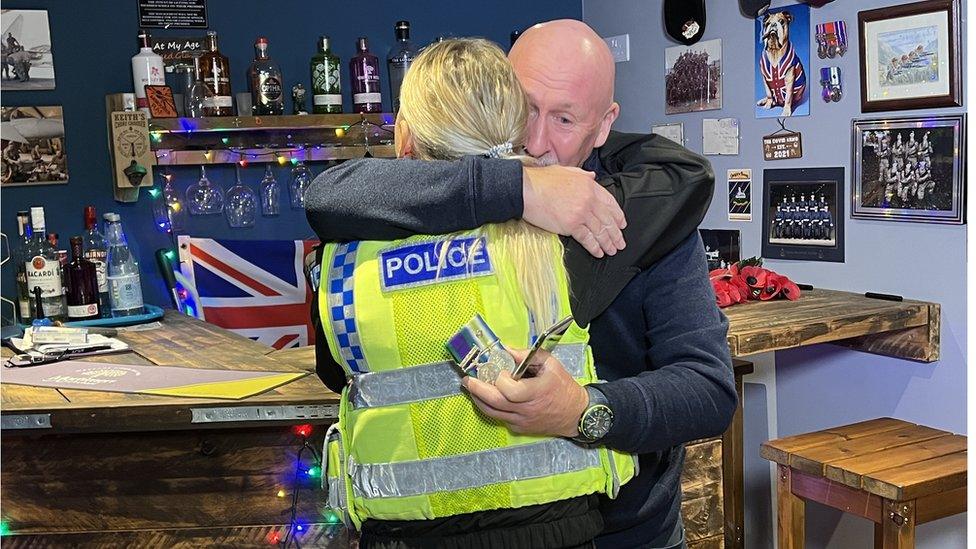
[858, 0, 962, 112]
[762, 167, 845, 263]
[852, 114, 965, 224]
[664, 39, 722, 115]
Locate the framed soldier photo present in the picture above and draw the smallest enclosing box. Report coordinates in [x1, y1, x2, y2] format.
[858, 0, 961, 112]
[762, 167, 845, 263]
[665, 39, 722, 115]
[852, 114, 965, 224]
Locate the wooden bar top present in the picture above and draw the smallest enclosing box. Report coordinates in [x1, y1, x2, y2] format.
[1, 311, 340, 435]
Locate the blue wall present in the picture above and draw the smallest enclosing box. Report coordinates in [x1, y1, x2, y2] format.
[1, 0, 580, 310]
[584, 0, 965, 548]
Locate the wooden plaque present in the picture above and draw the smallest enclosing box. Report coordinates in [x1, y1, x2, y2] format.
[762, 132, 803, 161]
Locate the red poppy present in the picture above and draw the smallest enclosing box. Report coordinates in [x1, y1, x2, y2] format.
[779, 277, 802, 301]
[729, 275, 751, 303]
[759, 273, 786, 301]
[711, 278, 743, 308]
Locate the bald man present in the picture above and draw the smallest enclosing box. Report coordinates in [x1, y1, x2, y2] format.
[307, 20, 734, 549]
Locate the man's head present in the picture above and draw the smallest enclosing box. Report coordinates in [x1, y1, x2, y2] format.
[509, 19, 619, 167]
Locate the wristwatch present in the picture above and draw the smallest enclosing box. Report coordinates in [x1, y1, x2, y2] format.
[573, 385, 614, 444]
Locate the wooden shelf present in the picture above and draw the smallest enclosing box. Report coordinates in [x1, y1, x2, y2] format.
[148, 113, 396, 165]
[725, 288, 940, 362]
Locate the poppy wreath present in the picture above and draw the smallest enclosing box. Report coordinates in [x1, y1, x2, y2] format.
[708, 257, 801, 308]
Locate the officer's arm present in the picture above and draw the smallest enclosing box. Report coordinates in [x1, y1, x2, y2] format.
[304, 157, 522, 242]
[563, 133, 715, 324]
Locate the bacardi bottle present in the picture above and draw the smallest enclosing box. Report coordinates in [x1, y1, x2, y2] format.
[82, 206, 110, 317]
[66, 236, 100, 321]
[350, 37, 382, 113]
[23, 206, 66, 320]
[248, 37, 284, 115]
[14, 210, 31, 322]
[311, 36, 343, 114]
[387, 21, 417, 113]
[131, 30, 165, 114]
[200, 30, 233, 116]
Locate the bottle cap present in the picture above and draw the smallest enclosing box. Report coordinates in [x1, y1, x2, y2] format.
[70, 236, 83, 248]
[103, 212, 120, 222]
[84, 205, 96, 227]
[30, 206, 45, 230]
[357, 37, 369, 52]
[319, 35, 331, 51]
[256, 37, 269, 45]
[395, 21, 410, 41]
[138, 29, 151, 48]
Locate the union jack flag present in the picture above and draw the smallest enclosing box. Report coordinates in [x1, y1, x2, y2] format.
[760, 42, 807, 108]
[176, 236, 318, 350]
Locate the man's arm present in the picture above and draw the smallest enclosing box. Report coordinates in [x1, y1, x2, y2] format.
[564, 132, 715, 323]
[590, 233, 736, 453]
[305, 157, 625, 256]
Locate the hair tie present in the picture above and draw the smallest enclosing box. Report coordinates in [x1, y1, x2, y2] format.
[485, 142, 513, 158]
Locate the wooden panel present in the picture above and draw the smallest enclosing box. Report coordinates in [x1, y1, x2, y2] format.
[916, 486, 966, 524]
[862, 451, 967, 501]
[825, 435, 966, 489]
[1, 523, 350, 548]
[0, 426, 328, 533]
[789, 468, 883, 523]
[839, 303, 940, 362]
[880, 499, 915, 549]
[788, 425, 949, 475]
[760, 418, 909, 465]
[723, 361, 749, 549]
[681, 439, 725, 543]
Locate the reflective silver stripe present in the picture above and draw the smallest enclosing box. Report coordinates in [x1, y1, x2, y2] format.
[348, 437, 601, 499]
[349, 361, 460, 409]
[606, 448, 620, 498]
[348, 343, 587, 410]
[327, 477, 344, 509]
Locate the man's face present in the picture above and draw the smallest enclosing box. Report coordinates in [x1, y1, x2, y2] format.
[511, 55, 616, 168]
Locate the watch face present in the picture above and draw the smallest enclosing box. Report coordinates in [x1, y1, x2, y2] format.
[582, 405, 613, 440]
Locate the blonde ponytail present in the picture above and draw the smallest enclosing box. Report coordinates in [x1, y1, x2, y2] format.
[398, 38, 563, 329]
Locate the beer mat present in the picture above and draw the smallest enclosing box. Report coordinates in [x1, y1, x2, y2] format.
[0, 360, 308, 400]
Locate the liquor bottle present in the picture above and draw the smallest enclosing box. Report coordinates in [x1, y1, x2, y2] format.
[387, 21, 417, 113]
[82, 206, 111, 317]
[131, 29, 165, 114]
[200, 30, 233, 116]
[23, 206, 66, 320]
[104, 213, 145, 317]
[350, 37, 382, 113]
[311, 36, 343, 114]
[14, 210, 31, 322]
[66, 236, 100, 321]
[46, 233, 69, 297]
[248, 37, 284, 115]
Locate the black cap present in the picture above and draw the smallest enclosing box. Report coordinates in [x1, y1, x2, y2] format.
[739, 0, 771, 18]
[664, 0, 706, 45]
[395, 20, 410, 41]
[357, 37, 369, 52]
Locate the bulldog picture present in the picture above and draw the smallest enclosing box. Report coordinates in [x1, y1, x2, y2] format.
[754, 5, 810, 118]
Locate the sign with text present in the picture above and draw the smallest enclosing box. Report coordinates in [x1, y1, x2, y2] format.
[138, 0, 208, 29]
[150, 36, 205, 71]
[762, 132, 803, 161]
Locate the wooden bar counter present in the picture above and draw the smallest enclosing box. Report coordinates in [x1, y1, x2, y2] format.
[1, 289, 939, 547]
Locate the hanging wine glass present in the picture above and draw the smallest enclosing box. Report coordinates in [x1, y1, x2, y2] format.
[151, 172, 172, 233]
[163, 171, 186, 232]
[184, 55, 207, 118]
[225, 165, 257, 228]
[186, 165, 224, 215]
[260, 164, 280, 216]
[289, 161, 313, 209]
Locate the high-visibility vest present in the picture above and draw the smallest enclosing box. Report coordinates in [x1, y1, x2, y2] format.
[320, 231, 636, 528]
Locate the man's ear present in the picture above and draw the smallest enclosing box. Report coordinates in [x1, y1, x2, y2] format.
[394, 118, 415, 158]
[593, 102, 620, 149]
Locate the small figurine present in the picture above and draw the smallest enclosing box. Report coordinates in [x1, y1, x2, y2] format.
[292, 83, 308, 115]
[820, 67, 842, 103]
[815, 20, 848, 59]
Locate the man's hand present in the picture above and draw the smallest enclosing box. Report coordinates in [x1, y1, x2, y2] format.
[522, 165, 627, 258]
[460, 348, 589, 437]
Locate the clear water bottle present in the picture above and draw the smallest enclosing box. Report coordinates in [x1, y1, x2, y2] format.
[103, 212, 145, 317]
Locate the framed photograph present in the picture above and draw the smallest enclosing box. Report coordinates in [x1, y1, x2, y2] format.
[651, 122, 684, 145]
[762, 167, 845, 263]
[145, 85, 178, 118]
[0, 9, 56, 90]
[699, 229, 741, 271]
[852, 114, 965, 224]
[858, 0, 961, 112]
[1, 106, 67, 186]
[754, 3, 811, 118]
[665, 38, 722, 115]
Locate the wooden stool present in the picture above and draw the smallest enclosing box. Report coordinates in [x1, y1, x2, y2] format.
[760, 418, 966, 548]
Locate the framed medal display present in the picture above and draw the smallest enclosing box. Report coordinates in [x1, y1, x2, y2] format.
[762, 167, 845, 263]
[852, 114, 965, 224]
